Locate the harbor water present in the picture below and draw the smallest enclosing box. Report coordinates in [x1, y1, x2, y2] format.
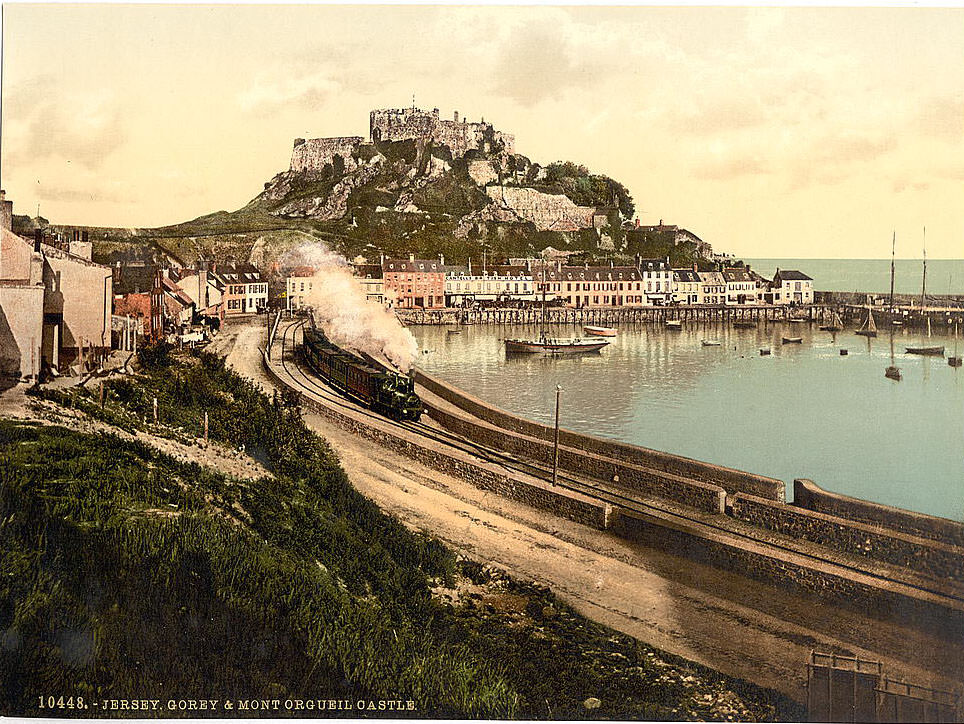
[412, 321, 964, 521]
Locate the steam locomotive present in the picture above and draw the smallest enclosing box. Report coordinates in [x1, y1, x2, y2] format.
[302, 327, 423, 422]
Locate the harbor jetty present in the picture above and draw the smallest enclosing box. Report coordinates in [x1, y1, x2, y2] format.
[396, 300, 964, 328]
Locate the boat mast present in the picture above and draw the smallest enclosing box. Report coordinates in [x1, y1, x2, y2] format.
[921, 225, 927, 309]
[889, 230, 896, 310]
[540, 263, 547, 341]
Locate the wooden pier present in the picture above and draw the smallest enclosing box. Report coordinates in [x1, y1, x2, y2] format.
[397, 304, 838, 327]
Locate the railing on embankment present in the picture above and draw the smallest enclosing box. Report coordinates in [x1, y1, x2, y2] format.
[805, 651, 962, 723]
[414, 368, 785, 502]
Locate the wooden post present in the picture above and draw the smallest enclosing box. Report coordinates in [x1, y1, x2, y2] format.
[153, 396, 158, 423]
[829, 653, 835, 723]
[552, 385, 561, 487]
[204, 411, 209, 446]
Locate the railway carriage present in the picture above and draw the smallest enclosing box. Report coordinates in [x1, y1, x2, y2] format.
[302, 328, 423, 421]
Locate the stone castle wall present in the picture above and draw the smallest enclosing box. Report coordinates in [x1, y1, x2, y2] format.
[370, 107, 515, 158]
[485, 187, 596, 232]
[290, 136, 365, 174]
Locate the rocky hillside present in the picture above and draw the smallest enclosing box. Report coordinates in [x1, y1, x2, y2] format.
[135, 137, 685, 268]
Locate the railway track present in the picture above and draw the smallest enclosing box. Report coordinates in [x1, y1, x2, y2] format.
[275, 319, 964, 608]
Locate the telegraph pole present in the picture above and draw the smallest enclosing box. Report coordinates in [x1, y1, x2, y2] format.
[552, 385, 561, 486]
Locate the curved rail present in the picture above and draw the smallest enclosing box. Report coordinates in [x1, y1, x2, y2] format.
[275, 318, 964, 607]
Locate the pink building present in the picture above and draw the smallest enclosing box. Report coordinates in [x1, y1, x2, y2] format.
[382, 256, 444, 309]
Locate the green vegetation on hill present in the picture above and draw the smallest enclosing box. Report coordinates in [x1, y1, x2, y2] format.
[1, 348, 801, 720]
[90, 139, 662, 270]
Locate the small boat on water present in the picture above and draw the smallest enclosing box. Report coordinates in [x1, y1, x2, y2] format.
[906, 345, 945, 356]
[885, 366, 902, 380]
[840, 349, 849, 356]
[665, 319, 682, 330]
[782, 336, 802, 344]
[855, 307, 878, 338]
[446, 328, 462, 334]
[950, 322, 961, 367]
[504, 264, 610, 355]
[819, 310, 844, 332]
[701, 340, 722, 347]
[505, 337, 610, 354]
[759, 348, 771, 356]
[583, 325, 617, 337]
[733, 321, 756, 329]
[788, 317, 805, 324]
[906, 317, 944, 356]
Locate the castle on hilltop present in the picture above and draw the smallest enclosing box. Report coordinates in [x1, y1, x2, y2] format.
[290, 106, 515, 174]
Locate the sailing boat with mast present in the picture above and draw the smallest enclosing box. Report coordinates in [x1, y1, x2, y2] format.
[888, 231, 903, 327]
[905, 228, 945, 356]
[504, 263, 610, 354]
[855, 303, 877, 337]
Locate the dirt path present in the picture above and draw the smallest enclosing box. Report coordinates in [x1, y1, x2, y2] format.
[180, 318, 964, 701]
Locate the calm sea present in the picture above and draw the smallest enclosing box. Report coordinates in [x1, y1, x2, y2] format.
[412, 322, 964, 521]
[746, 258, 964, 296]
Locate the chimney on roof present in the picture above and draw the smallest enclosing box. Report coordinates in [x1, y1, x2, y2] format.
[33, 229, 42, 253]
[454, 110, 459, 123]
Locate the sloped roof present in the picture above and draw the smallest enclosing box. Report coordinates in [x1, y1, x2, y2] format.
[773, 269, 813, 282]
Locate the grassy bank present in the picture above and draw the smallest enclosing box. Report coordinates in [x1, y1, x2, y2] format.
[2, 348, 803, 719]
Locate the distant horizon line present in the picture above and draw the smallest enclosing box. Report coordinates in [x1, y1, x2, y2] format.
[739, 256, 964, 261]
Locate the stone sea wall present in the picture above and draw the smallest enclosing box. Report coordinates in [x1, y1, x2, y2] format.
[794, 479, 964, 548]
[415, 369, 785, 502]
[262, 353, 608, 530]
[732, 492, 964, 583]
[426, 402, 726, 515]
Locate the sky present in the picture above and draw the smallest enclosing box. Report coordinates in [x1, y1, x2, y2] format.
[1, 3, 963, 258]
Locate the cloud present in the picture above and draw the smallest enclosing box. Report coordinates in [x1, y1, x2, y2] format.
[693, 154, 770, 181]
[5, 77, 126, 170]
[238, 69, 342, 114]
[917, 95, 964, 143]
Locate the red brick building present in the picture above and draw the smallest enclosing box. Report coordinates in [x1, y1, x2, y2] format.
[381, 256, 444, 309]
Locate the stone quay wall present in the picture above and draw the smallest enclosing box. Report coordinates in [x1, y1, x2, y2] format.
[732, 493, 964, 583]
[415, 369, 784, 502]
[794, 479, 964, 548]
[611, 508, 964, 637]
[262, 353, 608, 530]
[426, 402, 726, 515]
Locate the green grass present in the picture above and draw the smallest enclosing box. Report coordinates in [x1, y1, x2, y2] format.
[6, 348, 803, 719]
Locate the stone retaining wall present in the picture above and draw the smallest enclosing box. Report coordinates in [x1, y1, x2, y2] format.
[794, 479, 964, 548]
[733, 493, 964, 583]
[415, 369, 784, 501]
[611, 509, 964, 637]
[265, 354, 964, 635]
[427, 402, 726, 515]
[262, 355, 608, 530]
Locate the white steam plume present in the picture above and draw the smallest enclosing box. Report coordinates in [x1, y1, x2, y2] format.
[282, 242, 419, 371]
